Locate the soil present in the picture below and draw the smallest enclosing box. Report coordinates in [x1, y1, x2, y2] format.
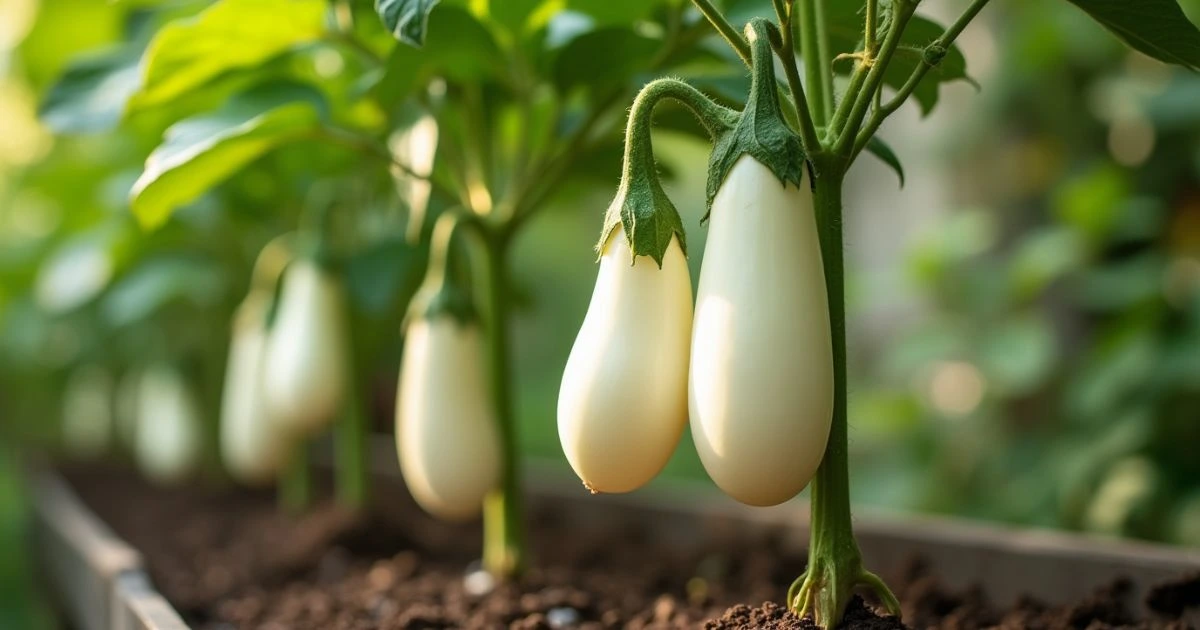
[63, 466, 1200, 630]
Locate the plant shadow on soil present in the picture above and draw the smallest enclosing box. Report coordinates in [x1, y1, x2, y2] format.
[62, 465, 1200, 630]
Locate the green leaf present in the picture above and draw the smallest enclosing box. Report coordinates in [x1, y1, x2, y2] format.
[476, 0, 547, 34]
[101, 256, 225, 327]
[552, 27, 659, 92]
[130, 83, 325, 229]
[345, 237, 427, 315]
[1063, 0, 1200, 70]
[566, 0, 657, 25]
[420, 5, 505, 82]
[40, 47, 142, 133]
[825, 8, 972, 115]
[865, 136, 904, 186]
[376, 0, 441, 46]
[131, 0, 326, 109]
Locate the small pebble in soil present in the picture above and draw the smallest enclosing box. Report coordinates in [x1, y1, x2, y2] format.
[463, 560, 497, 597]
[546, 606, 581, 628]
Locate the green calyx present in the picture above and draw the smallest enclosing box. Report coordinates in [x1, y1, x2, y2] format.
[599, 78, 737, 267]
[705, 18, 807, 217]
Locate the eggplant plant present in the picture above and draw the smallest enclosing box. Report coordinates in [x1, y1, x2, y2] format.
[33, 0, 759, 581]
[556, 0, 1200, 625]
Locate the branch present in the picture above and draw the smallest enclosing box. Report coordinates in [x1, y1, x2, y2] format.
[852, 0, 994, 158]
[769, 20, 822, 156]
[691, 0, 752, 67]
[317, 126, 460, 204]
[797, 0, 834, 125]
[831, 0, 917, 155]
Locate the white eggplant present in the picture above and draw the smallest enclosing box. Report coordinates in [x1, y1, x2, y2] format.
[61, 365, 114, 458]
[396, 318, 500, 520]
[557, 232, 692, 493]
[220, 296, 289, 485]
[261, 259, 349, 435]
[689, 155, 833, 507]
[135, 366, 202, 484]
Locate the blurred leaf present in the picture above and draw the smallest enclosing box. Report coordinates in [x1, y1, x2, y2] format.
[131, 0, 326, 109]
[1075, 254, 1165, 311]
[865, 136, 905, 186]
[1008, 227, 1085, 299]
[553, 26, 659, 92]
[979, 315, 1056, 396]
[1144, 76, 1200, 129]
[130, 83, 326, 229]
[40, 47, 142, 133]
[1063, 0, 1200, 70]
[1053, 163, 1129, 241]
[377, 0, 440, 45]
[344, 237, 427, 315]
[825, 7, 972, 115]
[567, 0, 657, 25]
[420, 5, 505, 82]
[476, 0, 548, 34]
[34, 234, 119, 314]
[101, 257, 225, 327]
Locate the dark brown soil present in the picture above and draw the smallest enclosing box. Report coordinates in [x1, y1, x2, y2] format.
[63, 467, 1199, 630]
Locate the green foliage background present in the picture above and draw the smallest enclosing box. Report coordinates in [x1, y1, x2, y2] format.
[1, 0, 1200, 627]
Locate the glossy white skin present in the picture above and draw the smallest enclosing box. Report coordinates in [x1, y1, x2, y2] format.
[261, 260, 349, 436]
[557, 232, 693, 493]
[396, 318, 501, 521]
[220, 298, 289, 485]
[135, 367, 202, 485]
[62, 365, 114, 459]
[689, 155, 834, 507]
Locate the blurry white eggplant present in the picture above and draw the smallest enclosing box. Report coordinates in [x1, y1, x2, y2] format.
[135, 365, 202, 484]
[220, 293, 289, 485]
[261, 259, 349, 436]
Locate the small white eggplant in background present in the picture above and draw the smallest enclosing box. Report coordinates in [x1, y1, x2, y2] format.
[61, 365, 114, 459]
[689, 155, 834, 507]
[396, 317, 501, 520]
[220, 294, 289, 485]
[261, 259, 349, 436]
[135, 365, 202, 485]
[557, 231, 693, 494]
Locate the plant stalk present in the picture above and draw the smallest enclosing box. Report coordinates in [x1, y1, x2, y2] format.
[789, 159, 899, 627]
[797, 0, 834, 125]
[771, 2, 822, 156]
[480, 234, 525, 579]
[334, 357, 370, 509]
[280, 442, 313, 514]
[689, 0, 752, 67]
[853, 0, 994, 157]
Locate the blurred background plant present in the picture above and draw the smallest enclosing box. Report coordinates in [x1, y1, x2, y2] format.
[2, 0, 1200, 627]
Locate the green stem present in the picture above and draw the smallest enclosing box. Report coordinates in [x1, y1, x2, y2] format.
[480, 233, 525, 579]
[832, 1, 917, 155]
[853, 0, 993, 158]
[864, 0, 879, 55]
[334, 358, 369, 509]
[279, 442, 313, 514]
[789, 160, 899, 627]
[689, 0, 752, 67]
[797, 0, 834, 125]
[772, 2, 822, 156]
